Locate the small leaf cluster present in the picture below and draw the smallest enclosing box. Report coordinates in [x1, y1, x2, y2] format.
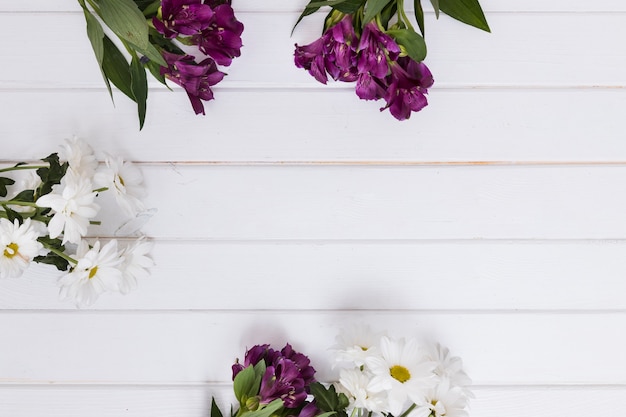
[0, 154, 70, 271]
[77, 0, 164, 130]
[296, 0, 489, 63]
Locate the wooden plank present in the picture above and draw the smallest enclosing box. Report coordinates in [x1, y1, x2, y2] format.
[0, 312, 625, 384]
[0, 384, 625, 417]
[1, 13, 625, 88]
[4, 0, 626, 13]
[1, 89, 626, 163]
[70, 164, 626, 240]
[2, 240, 626, 310]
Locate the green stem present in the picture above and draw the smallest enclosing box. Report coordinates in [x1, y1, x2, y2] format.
[0, 164, 47, 174]
[39, 239, 77, 265]
[0, 200, 38, 207]
[396, 0, 415, 31]
[398, 404, 416, 417]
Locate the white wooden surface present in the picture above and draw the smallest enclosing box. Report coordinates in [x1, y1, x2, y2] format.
[1, 0, 625, 415]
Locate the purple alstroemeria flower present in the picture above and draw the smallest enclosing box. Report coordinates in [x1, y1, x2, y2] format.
[192, 3, 244, 66]
[232, 344, 278, 379]
[153, 0, 214, 39]
[322, 15, 358, 82]
[294, 36, 329, 84]
[357, 22, 400, 79]
[381, 57, 434, 120]
[259, 358, 308, 408]
[355, 72, 387, 101]
[160, 51, 225, 115]
[279, 343, 316, 390]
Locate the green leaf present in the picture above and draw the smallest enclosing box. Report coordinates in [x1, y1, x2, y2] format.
[430, 0, 440, 18]
[130, 55, 148, 130]
[379, 1, 397, 28]
[33, 253, 70, 271]
[414, 0, 425, 35]
[292, 0, 322, 34]
[363, 0, 392, 24]
[2, 205, 23, 224]
[211, 398, 224, 417]
[102, 36, 135, 101]
[233, 365, 256, 403]
[251, 360, 266, 396]
[387, 28, 427, 61]
[11, 190, 34, 203]
[83, 9, 114, 100]
[0, 177, 15, 197]
[333, 0, 365, 14]
[438, 0, 490, 32]
[99, 0, 150, 48]
[129, 40, 167, 67]
[36, 153, 68, 197]
[243, 399, 284, 417]
[145, 60, 168, 86]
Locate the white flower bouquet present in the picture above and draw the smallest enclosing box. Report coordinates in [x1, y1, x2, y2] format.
[0, 138, 154, 307]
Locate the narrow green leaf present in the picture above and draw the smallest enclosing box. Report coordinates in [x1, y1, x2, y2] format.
[130, 55, 148, 130]
[102, 36, 135, 101]
[210, 398, 224, 417]
[36, 153, 68, 197]
[33, 253, 70, 271]
[0, 177, 15, 197]
[2, 205, 23, 224]
[438, 0, 490, 32]
[145, 60, 168, 86]
[387, 28, 427, 61]
[11, 190, 34, 203]
[251, 361, 266, 397]
[430, 0, 440, 18]
[99, 0, 150, 48]
[292, 1, 322, 34]
[379, 1, 397, 28]
[363, 0, 392, 24]
[82, 9, 113, 100]
[414, 0, 425, 35]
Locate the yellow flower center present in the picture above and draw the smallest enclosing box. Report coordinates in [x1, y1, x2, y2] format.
[390, 365, 411, 383]
[88, 266, 99, 279]
[3, 243, 19, 258]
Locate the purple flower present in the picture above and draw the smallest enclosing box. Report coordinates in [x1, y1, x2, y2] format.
[192, 3, 244, 66]
[231, 343, 317, 409]
[322, 15, 358, 82]
[153, 0, 214, 39]
[294, 37, 328, 84]
[259, 358, 308, 408]
[357, 22, 400, 79]
[160, 51, 225, 115]
[381, 57, 434, 120]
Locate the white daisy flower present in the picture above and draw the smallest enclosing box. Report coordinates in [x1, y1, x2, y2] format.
[337, 368, 389, 413]
[332, 323, 386, 368]
[58, 240, 123, 307]
[36, 171, 99, 245]
[0, 218, 44, 278]
[366, 336, 437, 415]
[60, 136, 98, 177]
[425, 343, 472, 393]
[411, 379, 470, 417]
[5, 170, 41, 213]
[95, 155, 146, 217]
[118, 237, 154, 294]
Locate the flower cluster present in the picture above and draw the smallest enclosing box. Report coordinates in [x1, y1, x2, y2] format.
[213, 327, 471, 417]
[331, 325, 472, 417]
[0, 138, 154, 307]
[294, 0, 489, 120]
[78, 0, 244, 128]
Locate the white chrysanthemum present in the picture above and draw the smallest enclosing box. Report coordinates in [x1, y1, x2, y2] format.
[0, 218, 44, 278]
[118, 237, 154, 294]
[366, 336, 437, 415]
[5, 170, 42, 214]
[425, 343, 472, 392]
[332, 323, 386, 368]
[95, 155, 146, 217]
[36, 171, 99, 245]
[58, 240, 123, 307]
[60, 136, 98, 177]
[411, 379, 470, 417]
[337, 368, 389, 413]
